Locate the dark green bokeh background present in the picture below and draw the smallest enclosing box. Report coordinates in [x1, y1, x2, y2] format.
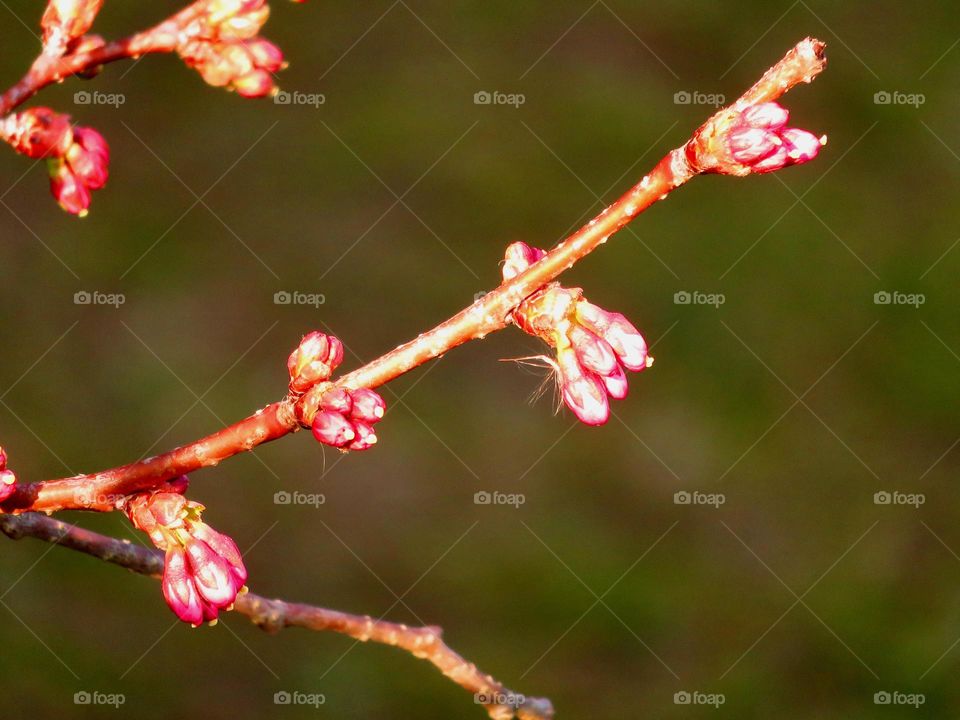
[0, 1, 958, 718]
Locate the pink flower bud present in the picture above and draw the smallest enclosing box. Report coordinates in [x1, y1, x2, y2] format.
[723, 102, 825, 174]
[0, 446, 7, 470]
[741, 102, 789, 130]
[245, 38, 284, 72]
[162, 546, 205, 626]
[288, 332, 343, 393]
[4, 108, 73, 159]
[0, 470, 16, 503]
[346, 421, 378, 451]
[556, 347, 609, 426]
[576, 302, 650, 371]
[191, 522, 247, 588]
[601, 363, 629, 400]
[233, 69, 275, 98]
[48, 159, 91, 216]
[502, 241, 546, 281]
[349, 388, 386, 423]
[320, 387, 353, 414]
[66, 127, 109, 189]
[185, 537, 238, 608]
[569, 325, 617, 376]
[311, 410, 356, 447]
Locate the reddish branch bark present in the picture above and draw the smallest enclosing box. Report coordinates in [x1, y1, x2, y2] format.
[0, 3, 206, 117]
[0, 512, 551, 720]
[1, 37, 827, 515]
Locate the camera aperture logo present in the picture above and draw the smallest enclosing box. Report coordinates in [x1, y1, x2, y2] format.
[873, 491, 924, 508]
[474, 490, 525, 508]
[274, 290, 326, 308]
[674, 690, 725, 707]
[274, 690, 326, 707]
[474, 90, 525, 108]
[674, 290, 725, 308]
[873, 290, 925, 308]
[74, 691, 125, 708]
[673, 90, 725, 107]
[274, 490, 326, 508]
[74, 90, 125, 107]
[74, 290, 125, 308]
[874, 690, 924, 707]
[674, 490, 725, 508]
[274, 90, 325, 108]
[873, 90, 925, 108]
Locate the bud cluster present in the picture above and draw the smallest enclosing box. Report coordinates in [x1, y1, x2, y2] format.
[0, 447, 17, 504]
[179, 1, 286, 98]
[503, 242, 652, 426]
[124, 478, 247, 626]
[0, 108, 109, 215]
[311, 386, 386, 452]
[723, 101, 825, 173]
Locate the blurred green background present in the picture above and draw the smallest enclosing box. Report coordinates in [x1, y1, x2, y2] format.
[0, 1, 958, 718]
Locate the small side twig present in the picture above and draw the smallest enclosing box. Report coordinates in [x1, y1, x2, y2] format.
[0, 512, 553, 720]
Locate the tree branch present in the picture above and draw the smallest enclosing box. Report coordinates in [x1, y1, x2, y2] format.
[0, 512, 553, 720]
[2, 38, 828, 515]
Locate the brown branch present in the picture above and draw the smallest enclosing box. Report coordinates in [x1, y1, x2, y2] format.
[0, 3, 206, 117]
[0, 512, 553, 720]
[2, 37, 828, 514]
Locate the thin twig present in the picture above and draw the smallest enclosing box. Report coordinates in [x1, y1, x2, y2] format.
[0, 512, 553, 720]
